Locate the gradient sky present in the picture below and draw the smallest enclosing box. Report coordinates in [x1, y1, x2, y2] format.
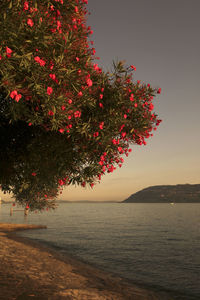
[1, 0, 200, 202]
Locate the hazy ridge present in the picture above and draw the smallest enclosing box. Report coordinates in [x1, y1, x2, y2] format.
[123, 184, 200, 203]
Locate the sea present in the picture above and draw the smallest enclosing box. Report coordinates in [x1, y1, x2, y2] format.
[0, 202, 199, 299]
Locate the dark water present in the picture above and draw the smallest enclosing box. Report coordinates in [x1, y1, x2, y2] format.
[1, 203, 200, 299]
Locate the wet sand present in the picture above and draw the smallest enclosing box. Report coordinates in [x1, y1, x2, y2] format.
[0, 223, 174, 300]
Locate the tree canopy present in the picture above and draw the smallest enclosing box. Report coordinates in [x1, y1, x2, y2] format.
[0, 0, 162, 210]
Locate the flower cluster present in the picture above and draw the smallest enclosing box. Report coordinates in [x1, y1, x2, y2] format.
[10, 90, 22, 102]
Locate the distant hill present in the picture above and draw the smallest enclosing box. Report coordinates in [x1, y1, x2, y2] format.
[57, 200, 118, 203]
[123, 184, 200, 203]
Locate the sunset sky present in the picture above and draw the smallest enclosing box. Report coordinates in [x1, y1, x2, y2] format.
[1, 0, 200, 202]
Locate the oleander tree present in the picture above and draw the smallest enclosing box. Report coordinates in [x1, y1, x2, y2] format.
[0, 0, 162, 211]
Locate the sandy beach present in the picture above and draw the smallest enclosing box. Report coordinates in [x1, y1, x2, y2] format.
[0, 223, 174, 300]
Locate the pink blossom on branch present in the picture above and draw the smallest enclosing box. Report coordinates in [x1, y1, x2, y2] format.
[6, 47, 12, 55]
[47, 87, 53, 95]
[157, 88, 162, 94]
[34, 56, 46, 66]
[27, 19, 34, 27]
[23, 1, 29, 10]
[15, 94, 22, 102]
[10, 90, 18, 99]
[86, 78, 93, 87]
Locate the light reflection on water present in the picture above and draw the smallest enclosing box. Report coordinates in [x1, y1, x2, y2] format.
[1, 202, 200, 299]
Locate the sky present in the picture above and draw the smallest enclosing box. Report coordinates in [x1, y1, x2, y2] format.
[1, 0, 200, 202]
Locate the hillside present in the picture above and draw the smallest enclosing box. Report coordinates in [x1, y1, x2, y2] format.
[123, 184, 200, 203]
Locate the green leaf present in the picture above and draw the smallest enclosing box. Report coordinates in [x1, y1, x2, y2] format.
[9, 1, 12, 9]
[25, 52, 33, 61]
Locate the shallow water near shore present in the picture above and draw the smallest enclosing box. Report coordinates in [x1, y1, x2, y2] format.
[1, 202, 200, 299]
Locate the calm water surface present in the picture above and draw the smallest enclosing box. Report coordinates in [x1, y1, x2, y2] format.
[0, 203, 199, 299]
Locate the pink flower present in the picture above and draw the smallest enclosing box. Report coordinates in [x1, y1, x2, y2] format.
[93, 132, 99, 137]
[68, 99, 72, 104]
[6, 47, 12, 55]
[34, 56, 46, 66]
[47, 87, 53, 95]
[74, 111, 81, 118]
[15, 94, 22, 102]
[112, 139, 117, 145]
[119, 124, 125, 132]
[39, 59, 46, 66]
[86, 78, 93, 87]
[31, 172, 36, 176]
[157, 88, 161, 94]
[99, 94, 103, 99]
[49, 73, 56, 80]
[130, 65, 136, 71]
[148, 103, 154, 111]
[93, 63, 99, 71]
[118, 147, 123, 153]
[99, 103, 103, 108]
[34, 56, 40, 63]
[58, 179, 64, 186]
[57, 20, 61, 29]
[121, 132, 126, 138]
[100, 155, 105, 161]
[99, 122, 104, 130]
[27, 19, 34, 27]
[10, 90, 22, 102]
[48, 110, 54, 116]
[23, 1, 29, 10]
[112, 139, 119, 145]
[78, 91, 83, 97]
[76, 57, 80, 62]
[124, 114, 127, 119]
[10, 90, 18, 99]
[59, 128, 65, 133]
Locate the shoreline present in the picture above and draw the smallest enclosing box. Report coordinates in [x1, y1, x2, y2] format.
[0, 223, 175, 299]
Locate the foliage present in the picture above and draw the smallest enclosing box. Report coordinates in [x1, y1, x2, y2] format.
[0, 0, 162, 210]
